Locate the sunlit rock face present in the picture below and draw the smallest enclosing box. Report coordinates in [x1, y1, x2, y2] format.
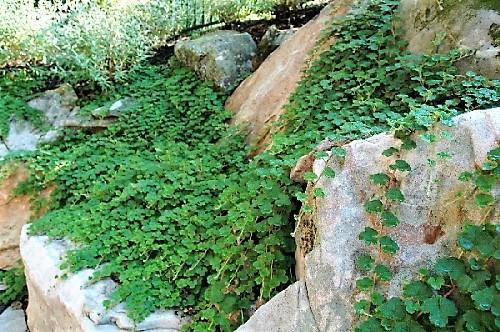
[237, 108, 499, 332]
[400, 0, 500, 79]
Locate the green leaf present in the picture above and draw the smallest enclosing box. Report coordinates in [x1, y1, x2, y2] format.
[356, 317, 384, 332]
[382, 147, 399, 157]
[404, 299, 420, 314]
[385, 188, 405, 202]
[427, 276, 445, 290]
[475, 175, 495, 192]
[421, 296, 457, 327]
[437, 151, 452, 160]
[371, 291, 384, 306]
[295, 191, 307, 202]
[356, 277, 374, 291]
[313, 187, 326, 199]
[356, 254, 374, 272]
[220, 295, 237, 313]
[370, 173, 390, 185]
[471, 286, 497, 311]
[435, 257, 466, 280]
[463, 310, 497, 332]
[314, 150, 328, 159]
[359, 227, 379, 245]
[354, 299, 371, 315]
[323, 167, 336, 178]
[303, 204, 314, 214]
[331, 147, 346, 158]
[481, 161, 497, 171]
[374, 264, 392, 281]
[420, 133, 436, 143]
[401, 138, 417, 151]
[487, 147, 500, 161]
[393, 321, 425, 332]
[403, 281, 433, 301]
[303, 171, 318, 182]
[364, 199, 384, 213]
[458, 171, 473, 182]
[379, 235, 399, 254]
[475, 193, 494, 208]
[379, 297, 406, 321]
[389, 160, 411, 172]
[381, 210, 400, 227]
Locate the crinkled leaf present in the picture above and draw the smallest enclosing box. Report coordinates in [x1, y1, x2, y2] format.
[382, 147, 399, 157]
[421, 296, 457, 327]
[323, 167, 336, 178]
[427, 276, 445, 290]
[475, 193, 494, 208]
[403, 281, 433, 301]
[385, 187, 405, 202]
[370, 173, 390, 185]
[356, 277, 374, 291]
[381, 210, 400, 227]
[359, 227, 379, 245]
[379, 297, 406, 321]
[374, 264, 392, 281]
[487, 147, 500, 161]
[356, 254, 374, 272]
[390, 160, 411, 172]
[303, 171, 318, 182]
[313, 187, 326, 199]
[354, 299, 371, 316]
[364, 199, 384, 213]
[379, 235, 399, 254]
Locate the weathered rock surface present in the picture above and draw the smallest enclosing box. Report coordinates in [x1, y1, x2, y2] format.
[0, 306, 28, 332]
[91, 98, 134, 119]
[20, 226, 188, 332]
[174, 30, 256, 90]
[1, 85, 123, 158]
[254, 25, 297, 68]
[400, 0, 500, 79]
[0, 165, 51, 269]
[238, 108, 499, 331]
[225, 0, 353, 148]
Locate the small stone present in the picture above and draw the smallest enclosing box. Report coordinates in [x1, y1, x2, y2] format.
[0, 306, 28, 332]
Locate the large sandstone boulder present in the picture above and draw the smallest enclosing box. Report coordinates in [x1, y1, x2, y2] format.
[174, 30, 257, 91]
[225, 0, 353, 148]
[399, 0, 500, 79]
[0, 165, 51, 269]
[237, 108, 499, 331]
[20, 226, 188, 332]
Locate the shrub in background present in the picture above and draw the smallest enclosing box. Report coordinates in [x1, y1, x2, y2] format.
[0, 0, 319, 89]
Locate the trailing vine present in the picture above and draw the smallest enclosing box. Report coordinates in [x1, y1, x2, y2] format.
[4, 0, 499, 331]
[355, 143, 499, 331]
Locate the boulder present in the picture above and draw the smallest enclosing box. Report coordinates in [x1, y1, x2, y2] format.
[174, 30, 256, 90]
[0, 306, 28, 332]
[0, 85, 122, 158]
[237, 108, 499, 331]
[0, 165, 51, 269]
[254, 25, 297, 68]
[399, 0, 500, 79]
[20, 226, 189, 332]
[225, 0, 353, 149]
[27, 83, 79, 127]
